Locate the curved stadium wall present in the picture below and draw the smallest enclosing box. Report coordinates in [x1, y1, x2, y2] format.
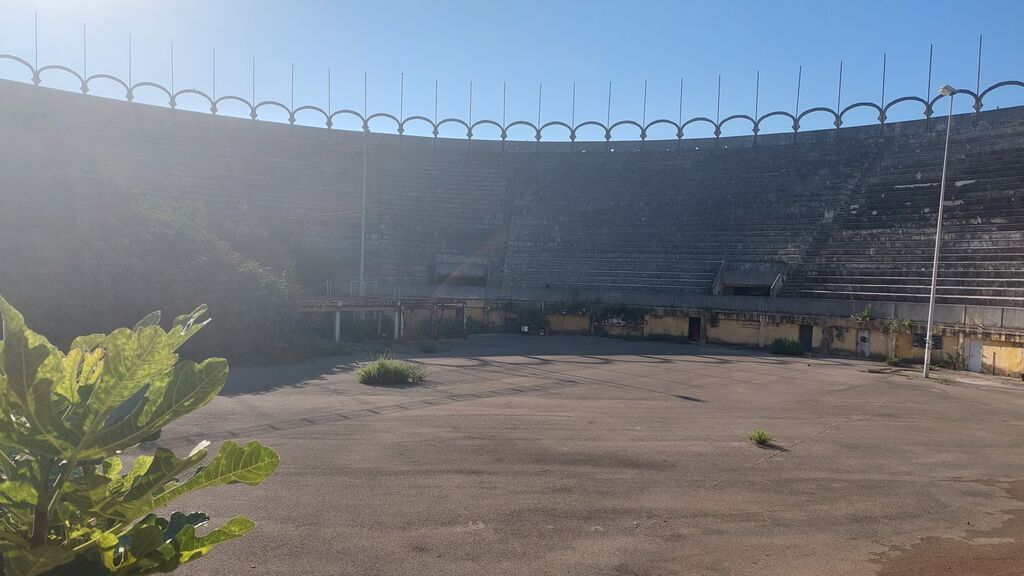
[1, 75, 1024, 373]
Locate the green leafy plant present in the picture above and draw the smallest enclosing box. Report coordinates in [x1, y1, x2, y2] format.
[768, 336, 804, 356]
[355, 355, 426, 386]
[747, 429, 773, 446]
[0, 296, 278, 575]
[850, 308, 873, 322]
[882, 318, 913, 334]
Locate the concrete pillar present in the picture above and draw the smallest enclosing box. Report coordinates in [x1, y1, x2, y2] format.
[334, 309, 341, 342]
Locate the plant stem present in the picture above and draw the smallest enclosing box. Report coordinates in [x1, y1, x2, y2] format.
[29, 459, 53, 547]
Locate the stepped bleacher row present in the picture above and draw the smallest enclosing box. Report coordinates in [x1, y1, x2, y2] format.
[1, 79, 1023, 308]
[786, 127, 1024, 307]
[501, 141, 880, 293]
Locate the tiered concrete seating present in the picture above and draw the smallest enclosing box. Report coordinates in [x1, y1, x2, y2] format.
[3, 79, 1024, 306]
[786, 127, 1024, 307]
[501, 141, 878, 293]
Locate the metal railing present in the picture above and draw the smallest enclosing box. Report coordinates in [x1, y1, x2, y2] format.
[3, 36, 1023, 144]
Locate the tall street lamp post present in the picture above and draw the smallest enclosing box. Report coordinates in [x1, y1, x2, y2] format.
[923, 85, 957, 378]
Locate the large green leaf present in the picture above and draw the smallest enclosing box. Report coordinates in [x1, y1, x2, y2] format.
[65, 448, 209, 522]
[79, 326, 177, 431]
[2, 545, 74, 576]
[83, 359, 228, 457]
[0, 297, 75, 456]
[153, 441, 279, 509]
[56, 347, 105, 405]
[167, 306, 210, 350]
[174, 516, 254, 564]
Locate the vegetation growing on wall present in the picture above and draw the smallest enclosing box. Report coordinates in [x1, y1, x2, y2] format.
[499, 303, 549, 332]
[0, 297, 278, 575]
[594, 305, 649, 325]
[769, 336, 804, 356]
[0, 189, 334, 364]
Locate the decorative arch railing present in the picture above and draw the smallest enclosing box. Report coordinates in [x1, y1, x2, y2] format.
[2, 52, 1023, 145]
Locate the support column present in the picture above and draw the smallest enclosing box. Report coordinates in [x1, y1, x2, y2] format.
[334, 309, 341, 342]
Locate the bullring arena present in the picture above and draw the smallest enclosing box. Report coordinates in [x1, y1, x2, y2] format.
[2, 52, 1024, 575]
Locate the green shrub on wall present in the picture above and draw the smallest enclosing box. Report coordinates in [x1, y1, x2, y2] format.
[0, 191, 308, 364]
[0, 297, 278, 575]
[769, 336, 804, 356]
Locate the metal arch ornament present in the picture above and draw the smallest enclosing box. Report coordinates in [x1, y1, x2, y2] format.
[753, 111, 796, 136]
[503, 120, 541, 142]
[470, 119, 504, 141]
[979, 80, 1024, 101]
[327, 108, 365, 131]
[399, 115, 436, 137]
[569, 120, 609, 142]
[539, 120, 573, 141]
[0, 54, 36, 83]
[128, 81, 175, 107]
[172, 88, 215, 113]
[35, 64, 85, 93]
[882, 95, 929, 120]
[607, 120, 645, 141]
[679, 117, 717, 139]
[214, 95, 257, 119]
[365, 112, 401, 133]
[838, 102, 883, 127]
[718, 114, 756, 136]
[85, 74, 131, 99]
[643, 119, 682, 141]
[1, 51, 1022, 143]
[796, 107, 839, 130]
[436, 117, 472, 139]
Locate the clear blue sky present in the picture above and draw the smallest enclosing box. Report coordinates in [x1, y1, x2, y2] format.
[1, 0, 1022, 139]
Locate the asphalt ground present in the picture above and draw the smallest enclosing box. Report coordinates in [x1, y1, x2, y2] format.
[159, 334, 1024, 576]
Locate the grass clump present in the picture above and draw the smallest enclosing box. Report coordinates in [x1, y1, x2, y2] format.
[356, 355, 427, 386]
[747, 429, 773, 446]
[769, 336, 804, 356]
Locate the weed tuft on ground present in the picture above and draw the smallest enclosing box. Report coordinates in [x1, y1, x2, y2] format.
[356, 355, 427, 386]
[747, 429, 773, 446]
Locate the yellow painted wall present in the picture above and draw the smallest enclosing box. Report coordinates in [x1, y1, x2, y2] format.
[893, 332, 921, 360]
[830, 326, 859, 354]
[599, 323, 644, 338]
[982, 340, 1024, 376]
[645, 315, 691, 338]
[762, 322, 799, 346]
[708, 318, 761, 346]
[547, 314, 590, 334]
[869, 329, 887, 357]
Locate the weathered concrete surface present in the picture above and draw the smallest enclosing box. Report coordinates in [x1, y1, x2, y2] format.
[160, 335, 1024, 576]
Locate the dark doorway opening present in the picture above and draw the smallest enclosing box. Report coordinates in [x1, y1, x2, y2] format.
[688, 317, 702, 342]
[799, 324, 813, 352]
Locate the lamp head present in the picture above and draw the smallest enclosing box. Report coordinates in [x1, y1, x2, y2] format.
[938, 85, 957, 97]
